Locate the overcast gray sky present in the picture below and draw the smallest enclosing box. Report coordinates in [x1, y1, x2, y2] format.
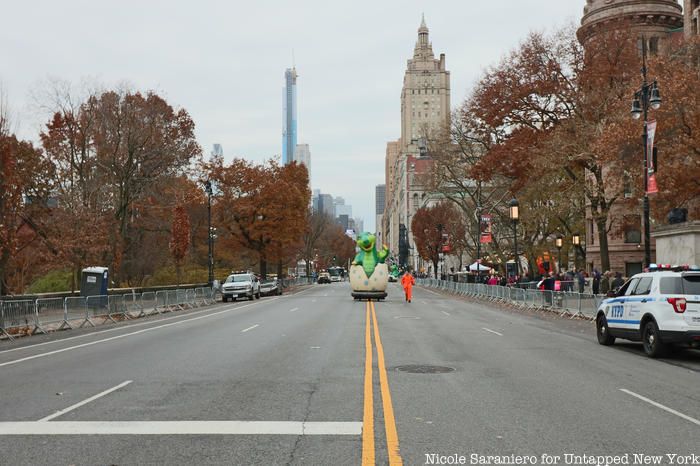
[2, 0, 584, 232]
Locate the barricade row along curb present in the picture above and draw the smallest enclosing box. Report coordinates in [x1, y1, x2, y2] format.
[417, 279, 605, 321]
[0, 287, 216, 341]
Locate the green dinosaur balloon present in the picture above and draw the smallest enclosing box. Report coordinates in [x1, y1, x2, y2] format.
[352, 232, 389, 278]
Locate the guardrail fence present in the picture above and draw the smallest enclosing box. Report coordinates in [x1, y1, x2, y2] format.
[417, 279, 605, 321]
[0, 286, 216, 341]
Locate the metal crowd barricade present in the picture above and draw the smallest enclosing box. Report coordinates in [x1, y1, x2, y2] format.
[86, 295, 110, 325]
[166, 290, 179, 311]
[140, 292, 157, 316]
[558, 292, 578, 317]
[175, 289, 188, 309]
[194, 288, 207, 306]
[122, 293, 141, 318]
[186, 289, 196, 308]
[65, 296, 89, 327]
[205, 287, 214, 305]
[415, 274, 599, 321]
[1, 300, 37, 339]
[579, 294, 601, 319]
[107, 295, 127, 321]
[155, 290, 168, 312]
[35, 297, 68, 333]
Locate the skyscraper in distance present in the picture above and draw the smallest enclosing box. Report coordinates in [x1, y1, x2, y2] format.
[282, 67, 298, 165]
[293, 143, 311, 176]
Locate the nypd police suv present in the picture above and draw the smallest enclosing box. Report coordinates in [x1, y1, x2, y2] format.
[595, 264, 700, 357]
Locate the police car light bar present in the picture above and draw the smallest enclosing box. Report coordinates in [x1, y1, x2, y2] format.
[647, 264, 700, 272]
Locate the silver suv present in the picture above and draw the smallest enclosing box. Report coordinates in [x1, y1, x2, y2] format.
[596, 265, 700, 357]
[222, 273, 260, 302]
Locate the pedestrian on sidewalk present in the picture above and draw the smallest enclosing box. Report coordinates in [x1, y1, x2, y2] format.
[401, 271, 415, 303]
[576, 270, 586, 294]
[611, 272, 624, 291]
[592, 269, 601, 295]
[600, 271, 611, 295]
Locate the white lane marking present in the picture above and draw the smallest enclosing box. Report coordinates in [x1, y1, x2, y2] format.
[0, 300, 268, 368]
[482, 328, 503, 337]
[419, 287, 442, 296]
[289, 308, 299, 313]
[0, 297, 284, 356]
[241, 324, 259, 333]
[0, 421, 363, 436]
[619, 389, 700, 427]
[38, 381, 133, 422]
[441, 311, 451, 316]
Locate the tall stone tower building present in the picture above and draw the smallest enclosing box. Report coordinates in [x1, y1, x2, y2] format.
[686, 0, 700, 37]
[383, 16, 451, 270]
[577, 0, 683, 276]
[578, 0, 683, 50]
[400, 15, 451, 151]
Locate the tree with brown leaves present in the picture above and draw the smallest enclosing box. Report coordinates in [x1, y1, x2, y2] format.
[169, 204, 191, 285]
[0, 98, 56, 294]
[205, 157, 310, 279]
[411, 202, 459, 278]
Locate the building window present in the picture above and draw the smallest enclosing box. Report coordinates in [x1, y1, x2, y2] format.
[649, 37, 659, 55]
[623, 215, 641, 244]
[589, 219, 595, 245]
[623, 173, 633, 198]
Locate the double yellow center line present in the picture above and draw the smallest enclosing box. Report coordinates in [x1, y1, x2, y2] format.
[363, 300, 402, 466]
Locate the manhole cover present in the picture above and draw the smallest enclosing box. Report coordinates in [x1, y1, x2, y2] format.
[393, 365, 455, 374]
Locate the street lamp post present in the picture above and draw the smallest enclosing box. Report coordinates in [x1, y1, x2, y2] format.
[509, 199, 520, 277]
[630, 36, 662, 269]
[437, 223, 443, 279]
[205, 180, 214, 287]
[555, 235, 563, 273]
[572, 232, 581, 270]
[475, 202, 481, 270]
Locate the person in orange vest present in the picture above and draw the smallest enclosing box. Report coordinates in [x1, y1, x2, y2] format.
[401, 271, 416, 303]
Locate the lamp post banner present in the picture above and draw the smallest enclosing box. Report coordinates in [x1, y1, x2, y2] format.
[646, 120, 658, 194]
[480, 214, 492, 244]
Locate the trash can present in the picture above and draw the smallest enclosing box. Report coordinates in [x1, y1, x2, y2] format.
[81, 267, 109, 297]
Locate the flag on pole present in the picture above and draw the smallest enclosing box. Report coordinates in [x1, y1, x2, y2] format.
[480, 214, 492, 244]
[646, 120, 658, 194]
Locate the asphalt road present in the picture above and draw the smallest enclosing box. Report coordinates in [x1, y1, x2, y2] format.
[0, 282, 698, 465]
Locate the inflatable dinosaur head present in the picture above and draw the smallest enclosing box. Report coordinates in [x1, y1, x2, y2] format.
[356, 232, 376, 252]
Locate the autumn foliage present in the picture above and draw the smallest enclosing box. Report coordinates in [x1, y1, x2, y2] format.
[170, 204, 191, 285]
[411, 202, 462, 278]
[0, 83, 316, 294]
[428, 26, 700, 273]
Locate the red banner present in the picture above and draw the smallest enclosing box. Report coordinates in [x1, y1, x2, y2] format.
[480, 214, 492, 244]
[646, 120, 658, 195]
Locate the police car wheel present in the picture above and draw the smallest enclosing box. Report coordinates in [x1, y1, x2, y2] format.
[642, 321, 667, 358]
[596, 315, 615, 346]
